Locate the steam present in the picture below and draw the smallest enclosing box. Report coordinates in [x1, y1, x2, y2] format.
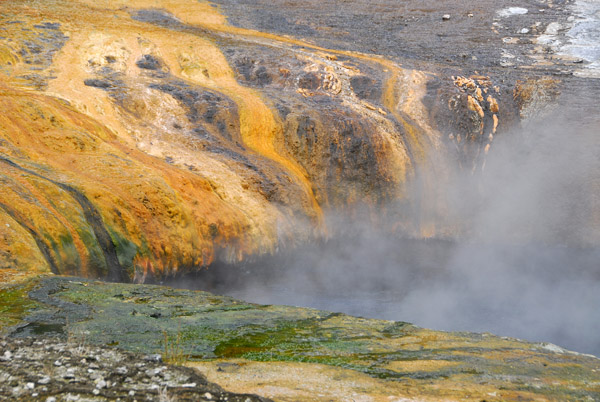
[177, 111, 600, 356]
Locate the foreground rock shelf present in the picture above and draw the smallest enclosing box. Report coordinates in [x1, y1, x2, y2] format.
[1, 275, 599, 401]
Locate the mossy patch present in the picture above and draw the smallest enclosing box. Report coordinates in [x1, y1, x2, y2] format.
[0, 278, 40, 332]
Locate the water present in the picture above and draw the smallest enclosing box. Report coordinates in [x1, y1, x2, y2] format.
[181, 238, 600, 357]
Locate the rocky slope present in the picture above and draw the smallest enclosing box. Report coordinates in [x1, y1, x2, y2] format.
[0, 0, 544, 280]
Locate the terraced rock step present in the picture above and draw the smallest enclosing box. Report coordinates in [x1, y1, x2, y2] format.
[1, 276, 599, 402]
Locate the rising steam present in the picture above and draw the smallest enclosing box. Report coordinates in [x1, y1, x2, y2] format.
[177, 109, 600, 356]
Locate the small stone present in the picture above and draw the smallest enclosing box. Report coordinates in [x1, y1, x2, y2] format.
[143, 354, 162, 362]
[128, 390, 135, 396]
[204, 392, 213, 399]
[38, 376, 51, 385]
[46, 398, 56, 402]
[96, 379, 107, 389]
[567, 16, 575, 22]
[520, 28, 530, 34]
[4, 351, 12, 360]
[32, 393, 39, 398]
[93, 389, 100, 395]
[467, 13, 474, 17]
[53, 360, 62, 367]
[181, 383, 197, 388]
[26, 382, 35, 389]
[442, 14, 451, 21]
[545, 22, 562, 35]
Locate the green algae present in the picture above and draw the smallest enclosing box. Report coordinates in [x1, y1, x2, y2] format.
[0, 279, 40, 332]
[107, 228, 139, 275]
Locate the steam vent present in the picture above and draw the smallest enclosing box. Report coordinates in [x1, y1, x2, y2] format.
[1, 0, 599, 401]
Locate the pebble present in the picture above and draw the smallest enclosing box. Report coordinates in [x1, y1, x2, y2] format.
[204, 392, 213, 399]
[143, 354, 162, 362]
[520, 28, 530, 34]
[442, 14, 451, 21]
[545, 22, 562, 35]
[0, 337, 263, 401]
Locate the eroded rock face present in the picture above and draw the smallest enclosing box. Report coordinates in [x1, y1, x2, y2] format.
[2, 0, 595, 279]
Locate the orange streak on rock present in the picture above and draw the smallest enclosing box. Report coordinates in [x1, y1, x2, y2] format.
[3, 170, 90, 276]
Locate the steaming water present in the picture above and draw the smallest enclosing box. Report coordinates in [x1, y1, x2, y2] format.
[196, 239, 600, 357]
[182, 112, 600, 357]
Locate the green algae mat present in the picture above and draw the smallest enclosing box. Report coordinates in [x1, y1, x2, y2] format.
[1, 276, 599, 401]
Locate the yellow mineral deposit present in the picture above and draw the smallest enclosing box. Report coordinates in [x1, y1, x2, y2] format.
[0, 0, 452, 276]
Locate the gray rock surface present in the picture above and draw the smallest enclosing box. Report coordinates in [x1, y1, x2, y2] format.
[0, 337, 271, 402]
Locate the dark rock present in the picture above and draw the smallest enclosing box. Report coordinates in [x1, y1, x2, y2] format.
[297, 72, 321, 90]
[83, 79, 112, 89]
[350, 75, 382, 101]
[136, 54, 162, 70]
